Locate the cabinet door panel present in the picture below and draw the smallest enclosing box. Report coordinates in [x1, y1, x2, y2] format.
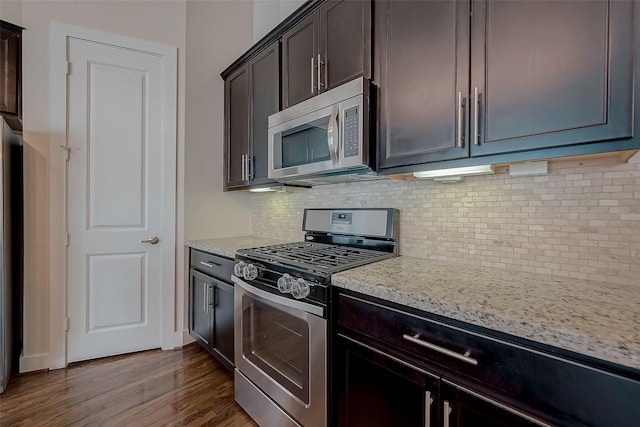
[320, 0, 371, 91]
[189, 270, 212, 348]
[282, 13, 319, 108]
[249, 42, 280, 185]
[0, 26, 20, 115]
[212, 278, 234, 367]
[225, 66, 249, 189]
[336, 335, 437, 427]
[378, 0, 469, 169]
[442, 382, 545, 427]
[471, 0, 634, 156]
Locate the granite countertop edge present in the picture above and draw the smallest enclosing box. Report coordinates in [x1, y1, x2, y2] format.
[186, 237, 640, 371]
[332, 263, 640, 371]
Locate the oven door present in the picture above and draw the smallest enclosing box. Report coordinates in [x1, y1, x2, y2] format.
[233, 276, 327, 427]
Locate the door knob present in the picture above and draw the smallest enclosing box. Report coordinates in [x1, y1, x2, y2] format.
[140, 236, 160, 244]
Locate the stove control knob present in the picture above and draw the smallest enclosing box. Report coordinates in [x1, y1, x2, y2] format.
[243, 263, 261, 281]
[233, 261, 246, 277]
[291, 278, 311, 300]
[277, 274, 295, 293]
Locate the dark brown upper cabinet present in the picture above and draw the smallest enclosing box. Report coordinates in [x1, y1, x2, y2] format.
[224, 41, 280, 191]
[378, 0, 636, 172]
[377, 0, 470, 169]
[0, 21, 23, 130]
[282, 0, 371, 109]
[470, 0, 634, 157]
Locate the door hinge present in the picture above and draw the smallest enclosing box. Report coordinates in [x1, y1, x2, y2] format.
[60, 145, 70, 160]
[65, 232, 70, 246]
[66, 61, 71, 75]
[65, 317, 70, 332]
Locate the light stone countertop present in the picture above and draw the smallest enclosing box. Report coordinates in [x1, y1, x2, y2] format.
[185, 236, 295, 259]
[332, 256, 640, 371]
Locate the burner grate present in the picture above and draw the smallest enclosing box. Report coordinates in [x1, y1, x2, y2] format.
[238, 242, 393, 274]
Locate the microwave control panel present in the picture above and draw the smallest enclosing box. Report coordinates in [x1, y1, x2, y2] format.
[343, 107, 359, 157]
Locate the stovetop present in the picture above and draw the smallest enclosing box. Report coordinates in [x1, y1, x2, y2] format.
[236, 241, 394, 275]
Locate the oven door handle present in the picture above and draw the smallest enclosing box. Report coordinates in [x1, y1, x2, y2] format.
[232, 275, 325, 318]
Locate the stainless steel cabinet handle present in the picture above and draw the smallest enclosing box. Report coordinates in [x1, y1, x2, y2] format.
[241, 154, 246, 181]
[140, 236, 159, 244]
[318, 53, 324, 90]
[457, 91, 465, 148]
[424, 391, 434, 427]
[402, 333, 478, 366]
[443, 401, 452, 427]
[246, 154, 252, 181]
[327, 105, 339, 166]
[203, 282, 209, 313]
[200, 261, 220, 268]
[473, 87, 480, 146]
[311, 57, 315, 94]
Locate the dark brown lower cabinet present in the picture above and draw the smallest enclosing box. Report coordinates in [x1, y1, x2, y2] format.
[188, 249, 235, 370]
[334, 289, 640, 427]
[336, 334, 540, 427]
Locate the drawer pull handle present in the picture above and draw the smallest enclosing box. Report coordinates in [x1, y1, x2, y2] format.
[200, 261, 220, 268]
[402, 333, 478, 366]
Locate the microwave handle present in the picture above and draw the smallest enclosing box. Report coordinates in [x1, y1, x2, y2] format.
[327, 105, 339, 166]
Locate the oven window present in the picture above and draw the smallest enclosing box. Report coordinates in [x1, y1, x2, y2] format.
[281, 116, 331, 168]
[242, 296, 310, 404]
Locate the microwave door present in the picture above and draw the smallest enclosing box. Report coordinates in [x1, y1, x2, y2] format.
[270, 105, 337, 179]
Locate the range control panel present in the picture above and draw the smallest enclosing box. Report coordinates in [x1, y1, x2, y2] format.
[331, 212, 353, 225]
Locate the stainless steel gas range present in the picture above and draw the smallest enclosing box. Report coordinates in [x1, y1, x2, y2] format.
[232, 208, 399, 427]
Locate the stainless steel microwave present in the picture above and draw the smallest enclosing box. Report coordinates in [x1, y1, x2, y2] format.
[268, 77, 376, 185]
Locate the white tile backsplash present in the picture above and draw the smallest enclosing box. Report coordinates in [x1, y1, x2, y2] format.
[250, 158, 640, 287]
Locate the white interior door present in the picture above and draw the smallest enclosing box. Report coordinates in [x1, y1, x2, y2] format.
[66, 37, 165, 362]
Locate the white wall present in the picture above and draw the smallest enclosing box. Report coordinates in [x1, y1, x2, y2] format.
[253, 0, 305, 42]
[183, 0, 255, 335]
[7, 0, 188, 372]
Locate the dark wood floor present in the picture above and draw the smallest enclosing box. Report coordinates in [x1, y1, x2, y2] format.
[0, 344, 257, 426]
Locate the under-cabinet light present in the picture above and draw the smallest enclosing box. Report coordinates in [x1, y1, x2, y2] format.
[249, 186, 284, 193]
[413, 164, 494, 179]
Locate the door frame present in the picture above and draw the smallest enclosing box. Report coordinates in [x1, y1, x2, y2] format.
[49, 22, 177, 369]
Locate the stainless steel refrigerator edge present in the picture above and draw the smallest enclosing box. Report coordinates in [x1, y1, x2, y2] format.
[0, 117, 24, 393]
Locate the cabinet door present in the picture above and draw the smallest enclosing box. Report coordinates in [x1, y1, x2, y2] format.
[320, 0, 371, 92]
[224, 65, 250, 190]
[441, 382, 546, 427]
[470, 0, 634, 156]
[378, 0, 470, 170]
[249, 41, 280, 186]
[212, 278, 234, 368]
[282, 12, 320, 108]
[335, 334, 438, 427]
[189, 270, 213, 349]
[0, 24, 21, 115]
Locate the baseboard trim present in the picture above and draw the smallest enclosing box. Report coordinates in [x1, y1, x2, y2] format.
[20, 352, 50, 373]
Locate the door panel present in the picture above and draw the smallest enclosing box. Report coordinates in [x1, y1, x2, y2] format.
[378, 0, 469, 169]
[88, 253, 145, 329]
[67, 37, 163, 362]
[213, 279, 234, 365]
[249, 42, 280, 185]
[88, 64, 145, 227]
[282, 13, 319, 108]
[321, 0, 371, 91]
[190, 270, 212, 347]
[471, 0, 634, 155]
[225, 66, 249, 189]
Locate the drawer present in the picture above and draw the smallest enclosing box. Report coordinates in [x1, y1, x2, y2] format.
[337, 291, 640, 427]
[190, 249, 234, 282]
